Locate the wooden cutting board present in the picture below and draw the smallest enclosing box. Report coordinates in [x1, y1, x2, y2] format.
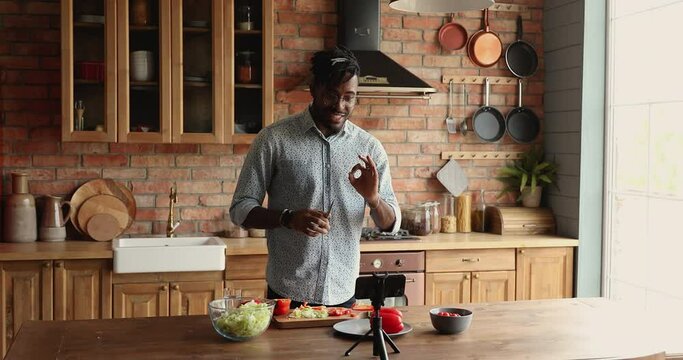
[70, 179, 136, 234]
[272, 309, 364, 329]
[86, 213, 122, 241]
[77, 194, 129, 241]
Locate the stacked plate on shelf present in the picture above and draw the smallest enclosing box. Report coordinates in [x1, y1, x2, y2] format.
[70, 179, 136, 241]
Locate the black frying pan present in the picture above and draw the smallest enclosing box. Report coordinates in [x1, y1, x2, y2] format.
[505, 16, 538, 79]
[506, 79, 539, 143]
[472, 77, 505, 142]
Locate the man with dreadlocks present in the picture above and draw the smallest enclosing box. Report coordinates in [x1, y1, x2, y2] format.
[230, 46, 400, 308]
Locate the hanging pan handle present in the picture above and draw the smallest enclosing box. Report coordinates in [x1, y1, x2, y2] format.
[517, 79, 523, 108]
[484, 77, 490, 107]
[484, 9, 490, 32]
[516, 15, 523, 41]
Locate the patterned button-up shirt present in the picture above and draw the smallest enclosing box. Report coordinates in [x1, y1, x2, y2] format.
[230, 108, 401, 305]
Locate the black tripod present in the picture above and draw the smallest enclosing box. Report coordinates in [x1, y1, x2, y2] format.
[344, 273, 401, 359]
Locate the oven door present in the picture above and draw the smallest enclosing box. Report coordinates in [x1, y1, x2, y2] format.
[356, 272, 424, 307]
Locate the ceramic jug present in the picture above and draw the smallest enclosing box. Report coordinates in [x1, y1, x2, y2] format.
[3, 172, 37, 242]
[38, 195, 72, 242]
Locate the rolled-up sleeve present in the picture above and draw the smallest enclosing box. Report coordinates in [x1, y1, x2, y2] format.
[369, 141, 401, 233]
[229, 130, 272, 227]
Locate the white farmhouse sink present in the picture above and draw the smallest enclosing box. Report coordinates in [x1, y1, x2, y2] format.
[113, 237, 226, 274]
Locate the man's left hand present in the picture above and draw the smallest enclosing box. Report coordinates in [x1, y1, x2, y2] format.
[348, 154, 380, 208]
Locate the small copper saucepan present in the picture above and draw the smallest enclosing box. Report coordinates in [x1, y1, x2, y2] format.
[438, 14, 468, 51]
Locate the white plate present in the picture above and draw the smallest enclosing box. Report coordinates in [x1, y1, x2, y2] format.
[333, 319, 413, 337]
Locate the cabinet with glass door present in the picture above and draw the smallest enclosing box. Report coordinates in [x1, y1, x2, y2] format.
[61, 0, 117, 142]
[226, 0, 273, 143]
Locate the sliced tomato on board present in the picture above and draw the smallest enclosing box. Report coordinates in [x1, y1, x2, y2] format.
[351, 303, 373, 312]
[273, 298, 291, 316]
[328, 307, 352, 317]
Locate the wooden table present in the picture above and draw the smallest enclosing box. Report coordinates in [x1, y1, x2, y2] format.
[5, 298, 678, 359]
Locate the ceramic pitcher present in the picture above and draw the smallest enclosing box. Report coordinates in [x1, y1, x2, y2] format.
[41, 195, 72, 228]
[3, 172, 37, 242]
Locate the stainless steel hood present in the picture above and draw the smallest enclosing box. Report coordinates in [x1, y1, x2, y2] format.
[338, 0, 437, 98]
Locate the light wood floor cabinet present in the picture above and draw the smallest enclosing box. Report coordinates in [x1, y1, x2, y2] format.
[516, 247, 574, 300]
[112, 271, 223, 319]
[425, 249, 516, 306]
[53, 259, 113, 321]
[225, 254, 267, 298]
[61, 0, 273, 144]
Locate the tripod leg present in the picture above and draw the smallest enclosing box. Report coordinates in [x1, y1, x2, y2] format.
[373, 320, 389, 360]
[382, 329, 401, 353]
[344, 328, 373, 356]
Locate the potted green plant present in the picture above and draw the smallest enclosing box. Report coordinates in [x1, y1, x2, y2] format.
[496, 146, 557, 207]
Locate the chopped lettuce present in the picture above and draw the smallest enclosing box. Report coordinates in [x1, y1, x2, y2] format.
[215, 300, 271, 338]
[289, 305, 329, 319]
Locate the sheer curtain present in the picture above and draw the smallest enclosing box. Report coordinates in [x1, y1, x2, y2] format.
[605, 0, 683, 318]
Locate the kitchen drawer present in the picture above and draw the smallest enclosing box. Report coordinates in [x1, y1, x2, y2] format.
[225, 255, 267, 280]
[426, 249, 515, 273]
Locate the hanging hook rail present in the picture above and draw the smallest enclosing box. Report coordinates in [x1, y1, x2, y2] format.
[441, 151, 524, 160]
[442, 75, 518, 85]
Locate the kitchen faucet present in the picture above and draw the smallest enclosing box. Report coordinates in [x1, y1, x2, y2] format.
[166, 183, 180, 237]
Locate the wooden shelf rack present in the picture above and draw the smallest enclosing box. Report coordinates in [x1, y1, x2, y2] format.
[442, 75, 519, 85]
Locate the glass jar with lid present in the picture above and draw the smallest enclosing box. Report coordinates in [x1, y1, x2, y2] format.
[236, 51, 255, 84]
[440, 194, 457, 233]
[401, 205, 431, 236]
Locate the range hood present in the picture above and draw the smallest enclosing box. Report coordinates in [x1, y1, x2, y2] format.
[338, 0, 437, 98]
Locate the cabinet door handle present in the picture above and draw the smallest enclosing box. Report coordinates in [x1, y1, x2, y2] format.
[160, 285, 168, 291]
[405, 278, 415, 283]
[518, 249, 525, 254]
[55, 261, 63, 268]
[172, 284, 180, 290]
[461, 257, 480, 262]
[474, 273, 480, 279]
[43, 262, 50, 268]
[464, 274, 470, 280]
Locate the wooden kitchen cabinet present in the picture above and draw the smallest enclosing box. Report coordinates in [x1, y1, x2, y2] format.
[516, 247, 574, 300]
[112, 271, 223, 318]
[425, 249, 516, 306]
[0, 259, 112, 357]
[0, 261, 52, 357]
[53, 259, 113, 320]
[62, 0, 273, 144]
[225, 254, 268, 298]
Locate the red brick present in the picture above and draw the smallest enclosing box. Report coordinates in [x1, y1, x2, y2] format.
[407, 130, 447, 143]
[176, 181, 222, 194]
[192, 168, 234, 180]
[381, 15, 402, 28]
[154, 144, 199, 154]
[2, 155, 31, 166]
[30, 29, 60, 43]
[133, 194, 156, 208]
[300, 24, 335, 38]
[83, 154, 128, 167]
[352, 118, 386, 130]
[390, 167, 413, 179]
[321, 13, 336, 25]
[181, 207, 224, 221]
[201, 144, 233, 155]
[2, 15, 50, 28]
[155, 194, 198, 208]
[176, 155, 218, 167]
[423, 55, 462, 68]
[33, 155, 79, 167]
[0, 1, 20, 13]
[222, 181, 237, 193]
[56, 168, 102, 180]
[0, 99, 59, 112]
[233, 144, 251, 155]
[199, 220, 226, 234]
[380, 41, 402, 53]
[369, 105, 409, 117]
[387, 54, 422, 67]
[282, 37, 324, 51]
[13, 140, 58, 154]
[276, 90, 312, 104]
[125, 222, 152, 235]
[25, 2, 60, 14]
[275, 23, 298, 36]
[109, 143, 155, 153]
[1, 126, 28, 140]
[131, 181, 175, 194]
[0, 85, 47, 98]
[392, 178, 434, 192]
[14, 168, 54, 181]
[13, 43, 59, 56]
[383, 143, 420, 155]
[41, 57, 60, 71]
[198, 194, 231, 207]
[5, 112, 51, 126]
[387, 118, 426, 130]
[130, 155, 174, 167]
[60, 143, 109, 154]
[295, 0, 335, 12]
[219, 155, 244, 167]
[273, 0, 294, 11]
[102, 168, 147, 179]
[382, 28, 423, 42]
[278, 12, 321, 24]
[369, 130, 406, 143]
[415, 167, 439, 179]
[397, 155, 434, 167]
[403, 42, 440, 55]
[29, 180, 79, 196]
[148, 168, 191, 180]
[135, 208, 168, 221]
[403, 16, 443, 30]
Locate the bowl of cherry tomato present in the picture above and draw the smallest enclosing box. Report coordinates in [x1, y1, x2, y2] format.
[429, 307, 472, 334]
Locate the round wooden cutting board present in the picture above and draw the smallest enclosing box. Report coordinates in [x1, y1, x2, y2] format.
[86, 213, 122, 242]
[76, 194, 129, 241]
[70, 179, 136, 234]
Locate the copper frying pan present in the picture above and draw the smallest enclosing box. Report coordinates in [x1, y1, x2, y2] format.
[467, 9, 502, 67]
[438, 14, 468, 51]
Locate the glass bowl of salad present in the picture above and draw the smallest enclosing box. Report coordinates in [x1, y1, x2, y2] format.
[208, 296, 275, 341]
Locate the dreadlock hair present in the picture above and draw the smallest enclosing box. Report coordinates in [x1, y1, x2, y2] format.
[310, 46, 360, 88]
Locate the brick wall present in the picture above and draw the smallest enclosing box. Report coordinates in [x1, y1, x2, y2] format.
[0, 0, 544, 238]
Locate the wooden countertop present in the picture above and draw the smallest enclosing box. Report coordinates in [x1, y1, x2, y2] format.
[226, 232, 579, 256]
[0, 232, 578, 260]
[6, 298, 679, 359]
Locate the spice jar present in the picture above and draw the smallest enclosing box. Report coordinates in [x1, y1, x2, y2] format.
[236, 51, 255, 84]
[401, 205, 431, 236]
[472, 189, 486, 232]
[425, 201, 440, 234]
[440, 194, 457, 233]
